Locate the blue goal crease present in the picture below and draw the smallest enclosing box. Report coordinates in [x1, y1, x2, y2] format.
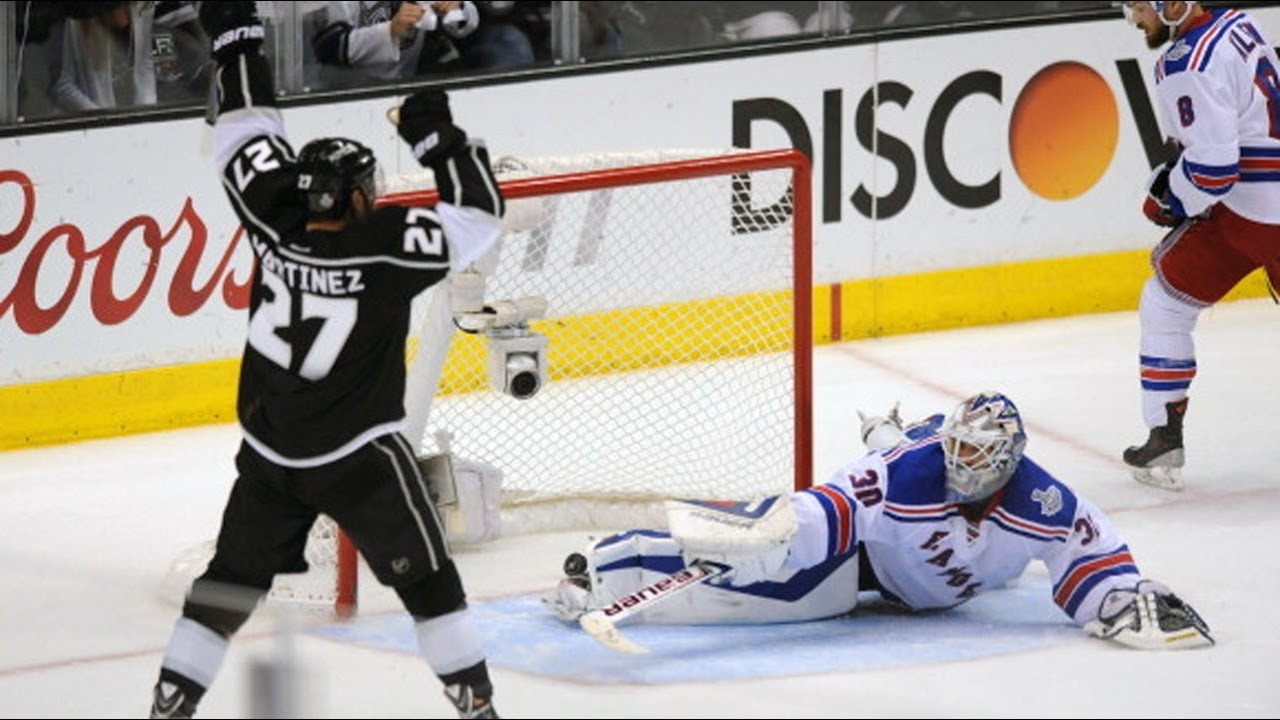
[304, 575, 1078, 684]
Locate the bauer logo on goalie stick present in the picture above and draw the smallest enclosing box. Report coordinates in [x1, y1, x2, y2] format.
[600, 566, 707, 618]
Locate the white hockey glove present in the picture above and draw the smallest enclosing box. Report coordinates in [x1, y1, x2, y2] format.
[1085, 580, 1214, 650]
[858, 402, 906, 451]
[418, 453, 503, 545]
[440, 1, 480, 37]
[665, 496, 797, 586]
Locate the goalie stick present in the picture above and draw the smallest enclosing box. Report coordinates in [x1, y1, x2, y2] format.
[578, 560, 727, 654]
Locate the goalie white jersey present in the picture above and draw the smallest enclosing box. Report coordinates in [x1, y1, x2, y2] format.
[786, 416, 1142, 627]
[560, 416, 1148, 629]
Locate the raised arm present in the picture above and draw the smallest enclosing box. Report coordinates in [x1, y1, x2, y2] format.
[200, 1, 287, 172]
[199, 2, 301, 240]
[390, 88, 505, 270]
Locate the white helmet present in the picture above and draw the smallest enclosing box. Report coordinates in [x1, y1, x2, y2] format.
[941, 392, 1028, 503]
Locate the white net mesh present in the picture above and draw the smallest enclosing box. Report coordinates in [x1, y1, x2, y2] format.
[394, 148, 809, 534]
[161, 515, 350, 613]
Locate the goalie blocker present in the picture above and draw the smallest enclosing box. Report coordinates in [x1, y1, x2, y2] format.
[665, 496, 798, 586]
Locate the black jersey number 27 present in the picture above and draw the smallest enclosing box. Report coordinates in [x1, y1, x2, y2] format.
[247, 269, 356, 380]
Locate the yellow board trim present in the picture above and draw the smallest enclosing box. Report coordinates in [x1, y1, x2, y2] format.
[2, 250, 1270, 451]
[0, 359, 240, 450]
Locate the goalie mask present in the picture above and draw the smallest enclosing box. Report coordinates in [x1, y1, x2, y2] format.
[296, 137, 383, 221]
[941, 392, 1028, 503]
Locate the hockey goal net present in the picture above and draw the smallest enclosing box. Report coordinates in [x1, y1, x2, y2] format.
[394, 147, 814, 534]
[164, 148, 812, 616]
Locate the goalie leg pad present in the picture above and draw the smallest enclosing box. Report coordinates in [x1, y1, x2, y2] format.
[542, 530, 860, 625]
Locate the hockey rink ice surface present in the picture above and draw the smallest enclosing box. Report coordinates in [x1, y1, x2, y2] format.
[1, 298, 1277, 718]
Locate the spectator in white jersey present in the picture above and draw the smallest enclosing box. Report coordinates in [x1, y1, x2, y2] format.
[544, 392, 1214, 652]
[147, 2, 504, 718]
[1118, 1, 1280, 491]
[310, 1, 478, 84]
[309, 1, 537, 87]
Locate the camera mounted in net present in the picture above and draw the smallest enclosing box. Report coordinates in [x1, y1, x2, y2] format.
[455, 296, 550, 400]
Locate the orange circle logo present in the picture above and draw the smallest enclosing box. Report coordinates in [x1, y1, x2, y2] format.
[1009, 62, 1118, 200]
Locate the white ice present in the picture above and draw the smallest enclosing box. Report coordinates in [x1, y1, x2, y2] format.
[1, 299, 1277, 718]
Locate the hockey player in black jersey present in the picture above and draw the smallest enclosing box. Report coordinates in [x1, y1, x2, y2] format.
[149, 3, 503, 718]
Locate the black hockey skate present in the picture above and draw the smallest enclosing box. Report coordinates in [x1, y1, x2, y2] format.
[444, 683, 499, 719]
[149, 680, 195, 719]
[1123, 398, 1187, 491]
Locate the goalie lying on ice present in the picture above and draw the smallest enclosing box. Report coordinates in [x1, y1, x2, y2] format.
[544, 392, 1214, 651]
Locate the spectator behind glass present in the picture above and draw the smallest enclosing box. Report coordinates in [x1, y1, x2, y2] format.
[453, 1, 546, 69]
[50, 1, 156, 113]
[309, 1, 540, 89]
[588, 2, 718, 56]
[152, 1, 211, 105]
[846, 2, 1108, 28]
[579, 1, 623, 58]
[13, 1, 67, 120]
[587, 2, 814, 57]
[719, 2, 812, 42]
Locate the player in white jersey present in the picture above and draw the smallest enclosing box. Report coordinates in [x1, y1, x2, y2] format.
[1120, 2, 1280, 490]
[544, 392, 1214, 650]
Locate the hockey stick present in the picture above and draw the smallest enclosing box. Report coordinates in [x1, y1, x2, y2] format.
[577, 560, 727, 654]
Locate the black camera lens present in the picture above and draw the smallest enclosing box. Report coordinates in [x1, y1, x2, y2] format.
[509, 369, 540, 399]
[505, 353, 540, 399]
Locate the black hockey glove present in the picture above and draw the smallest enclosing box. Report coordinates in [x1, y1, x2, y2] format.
[1142, 157, 1184, 228]
[200, 0, 266, 65]
[395, 89, 468, 168]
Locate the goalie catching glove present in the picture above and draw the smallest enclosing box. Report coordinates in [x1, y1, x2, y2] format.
[1085, 579, 1214, 650]
[665, 496, 797, 586]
